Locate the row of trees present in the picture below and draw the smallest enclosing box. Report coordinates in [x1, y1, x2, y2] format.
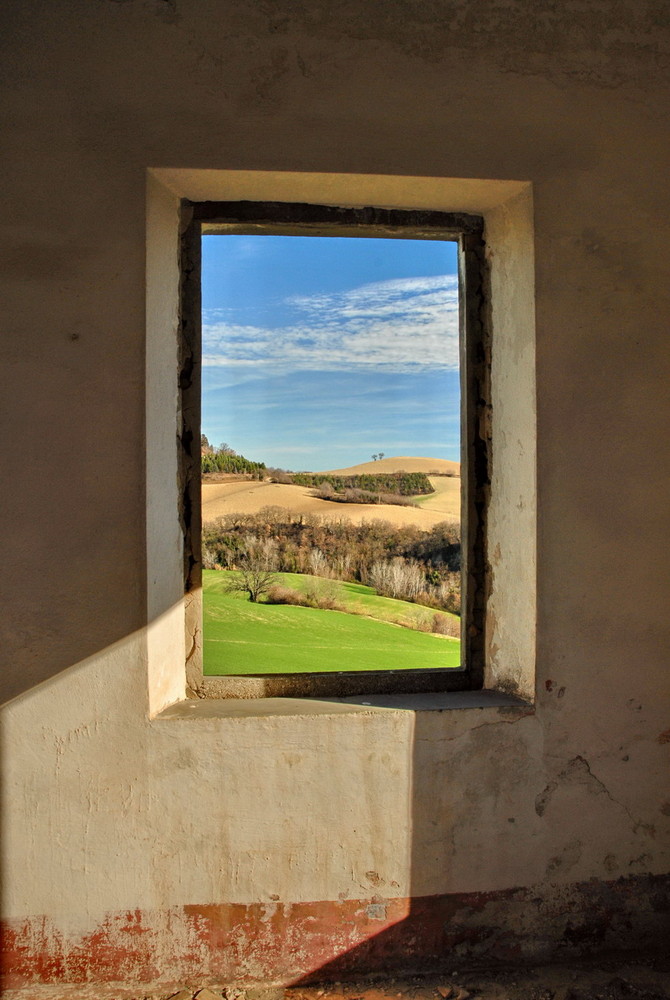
[203, 509, 461, 613]
[201, 438, 266, 477]
[290, 471, 433, 496]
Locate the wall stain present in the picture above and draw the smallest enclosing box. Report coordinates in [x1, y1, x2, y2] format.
[545, 839, 582, 878]
[3, 875, 668, 989]
[252, 0, 670, 89]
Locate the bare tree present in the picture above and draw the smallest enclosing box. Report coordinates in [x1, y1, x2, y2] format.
[369, 557, 425, 601]
[334, 551, 352, 580]
[227, 535, 279, 602]
[308, 547, 330, 578]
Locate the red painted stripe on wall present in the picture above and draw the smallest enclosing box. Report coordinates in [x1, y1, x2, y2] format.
[2, 876, 668, 991]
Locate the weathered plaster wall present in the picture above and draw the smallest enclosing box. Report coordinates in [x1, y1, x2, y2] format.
[1, 0, 669, 990]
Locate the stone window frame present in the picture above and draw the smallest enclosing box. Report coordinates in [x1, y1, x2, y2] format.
[145, 170, 536, 715]
[178, 201, 488, 700]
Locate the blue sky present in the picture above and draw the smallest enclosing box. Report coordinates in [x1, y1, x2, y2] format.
[202, 234, 460, 471]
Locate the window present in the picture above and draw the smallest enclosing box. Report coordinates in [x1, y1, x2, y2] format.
[178, 202, 489, 699]
[145, 170, 535, 714]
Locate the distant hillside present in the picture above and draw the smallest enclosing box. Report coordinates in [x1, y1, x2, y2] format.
[319, 456, 460, 477]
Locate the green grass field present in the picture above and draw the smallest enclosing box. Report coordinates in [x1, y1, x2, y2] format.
[203, 569, 461, 675]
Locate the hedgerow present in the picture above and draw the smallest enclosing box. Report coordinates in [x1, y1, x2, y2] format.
[290, 471, 433, 496]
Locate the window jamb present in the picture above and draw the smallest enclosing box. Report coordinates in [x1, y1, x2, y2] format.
[178, 201, 488, 699]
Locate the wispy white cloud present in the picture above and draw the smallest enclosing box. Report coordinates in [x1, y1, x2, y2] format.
[202, 274, 459, 374]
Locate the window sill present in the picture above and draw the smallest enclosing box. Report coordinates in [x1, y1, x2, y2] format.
[153, 688, 531, 721]
[194, 668, 477, 701]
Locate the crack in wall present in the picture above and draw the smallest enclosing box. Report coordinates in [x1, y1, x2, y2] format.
[535, 755, 635, 822]
[415, 709, 534, 744]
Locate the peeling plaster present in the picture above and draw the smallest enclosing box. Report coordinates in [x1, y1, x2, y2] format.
[3, 876, 669, 990]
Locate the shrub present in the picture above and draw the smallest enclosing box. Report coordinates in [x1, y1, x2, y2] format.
[305, 578, 342, 610]
[317, 481, 336, 499]
[378, 492, 417, 507]
[431, 613, 460, 637]
[265, 585, 307, 606]
[266, 467, 293, 484]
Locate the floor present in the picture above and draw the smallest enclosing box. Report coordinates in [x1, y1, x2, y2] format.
[5, 962, 670, 1000]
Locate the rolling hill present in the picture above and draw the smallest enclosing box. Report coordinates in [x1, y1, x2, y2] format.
[203, 569, 460, 674]
[201, 456, 461, 526]
[320, 455, 460, 476]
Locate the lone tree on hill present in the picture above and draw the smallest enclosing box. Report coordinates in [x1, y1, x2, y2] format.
[227, 535, 279, 602]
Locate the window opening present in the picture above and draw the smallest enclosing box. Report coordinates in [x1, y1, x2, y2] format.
[179, 203, 488, 698]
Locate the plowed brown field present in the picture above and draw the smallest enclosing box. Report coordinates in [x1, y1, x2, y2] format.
[202, 456, 460, 528]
